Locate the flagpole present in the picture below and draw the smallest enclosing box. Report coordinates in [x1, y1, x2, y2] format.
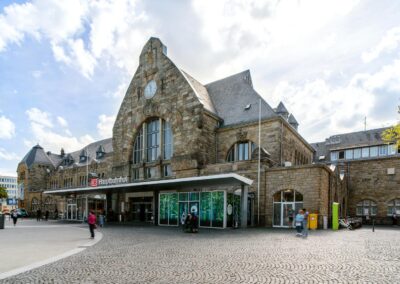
[258, 98, 261, 225]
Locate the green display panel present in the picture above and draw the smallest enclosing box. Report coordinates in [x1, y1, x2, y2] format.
[332, 202, 339, 231]
[212, 192, 224, 227]
[179, 193, 188, 201]
[159, 193, 178, 225]
[200, 192, 211, 227]
[200, 191, 224, 228]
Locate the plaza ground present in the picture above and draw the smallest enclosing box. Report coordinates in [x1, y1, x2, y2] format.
[0, 221, 399, 283]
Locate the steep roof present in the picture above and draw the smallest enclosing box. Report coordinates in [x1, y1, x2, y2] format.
[275, 102, 289, 115]
[288, 114, 299, 126]
[20, 144, 55, 169]
[61, 138, 113, 168]
[311, 127, 391, 161]
[205, 70, 277, 126]
[180, 70, 218, 116]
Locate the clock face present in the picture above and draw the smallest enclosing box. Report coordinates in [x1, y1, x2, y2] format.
[144, 80, 157, 99]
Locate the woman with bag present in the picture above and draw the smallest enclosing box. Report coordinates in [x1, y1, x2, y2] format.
[88, 210, 97, 239]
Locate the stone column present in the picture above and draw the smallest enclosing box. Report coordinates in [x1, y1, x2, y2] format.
[241, 185, 248, 228]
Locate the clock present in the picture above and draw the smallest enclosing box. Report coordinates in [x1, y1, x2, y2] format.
[144, 80, 157, 99]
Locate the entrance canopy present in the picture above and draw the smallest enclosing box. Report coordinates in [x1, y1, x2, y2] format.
[43, 173, 253, 196]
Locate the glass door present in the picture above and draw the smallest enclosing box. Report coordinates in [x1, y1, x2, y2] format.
[282, 203, 293, 227]
[67, 204, 76, 220]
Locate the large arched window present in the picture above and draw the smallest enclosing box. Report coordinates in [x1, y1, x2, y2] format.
[387, 199, 400, 216]
[356, 200, 377, 216]
[227, 141, 255, 162]
[133, 118, 173, 164]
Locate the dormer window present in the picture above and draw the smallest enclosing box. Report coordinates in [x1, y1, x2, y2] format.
[79, 149, 88, 162]
[96, 145, 106, 159]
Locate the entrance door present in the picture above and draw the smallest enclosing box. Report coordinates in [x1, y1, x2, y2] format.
[282, 203, 293, 227]
[67, 204, 76, 220]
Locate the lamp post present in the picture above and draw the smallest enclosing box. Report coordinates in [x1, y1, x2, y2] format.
[257, 98, 261, 226]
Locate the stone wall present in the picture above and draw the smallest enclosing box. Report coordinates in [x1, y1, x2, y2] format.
[265, 165, 336, 227]
[344, 156, 400, 224]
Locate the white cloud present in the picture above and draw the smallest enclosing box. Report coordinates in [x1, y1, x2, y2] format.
[26, 108, 53, 128]
[32, 70, 42, 78]
[25, 107, 94, 152]
[362, 26, 400, 63]
[97, 114, 115, 139]
[0, 148, 20, 161]
[57, 116, 68, 127]
[0, 0, 152, 78]
[0, 115, 16, 139]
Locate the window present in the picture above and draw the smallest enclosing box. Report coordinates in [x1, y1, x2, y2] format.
[345, 149, 353, 160]
[370, 146, 378, 157]
[133, 168, 140, 181]
[133, 128, 143, 164]
[379, 145, 387, 156]
[361, 147, 369, 158]
[133, 119, 173, 173]
[338, 151, 345, 160]
[226, 141, 256, 162]
[356, 200, 377, 216]
[330, 151, 338, 161]
[163, 120, 173, 160]
[147, 119, 160, 162]
[163, 164, 172, 177]
[145, 167, 157, 179]
[388, 144, 397, 155]
[387, 199, 400, 216]
[353, 148, 361, 159]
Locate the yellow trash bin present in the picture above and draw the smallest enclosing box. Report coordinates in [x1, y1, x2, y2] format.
[308, 213, 318, 230]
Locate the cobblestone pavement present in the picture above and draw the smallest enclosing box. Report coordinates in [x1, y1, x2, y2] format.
[2, 225, 400, 284]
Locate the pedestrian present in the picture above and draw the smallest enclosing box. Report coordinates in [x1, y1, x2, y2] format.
[184, 213, 192, 233]
[392, 211, 397, 226]
[295, 209, 304, 236]
[302, 208, 309, 238]
[191, 213, 198, 233]
[99, 212, 105, 227]
[54, 208, 58, 220]
[45, 210, 49, 221]
[288, 208, 294, 228]
[11, 209, 18, 226]
[36, 209, 41, 221]
[88, 210, 97, 239]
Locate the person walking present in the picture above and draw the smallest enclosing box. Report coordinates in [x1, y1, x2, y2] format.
[302, 208, 309, 238]
[295, 209, 304, 236]
[288, 208, 294, 228]
[36, 209, 41, 222]
[54, 208, 58, 220]
[45, 210, 49, 221]
[11, 209, 18, 226]
[88, 210, 97, 239]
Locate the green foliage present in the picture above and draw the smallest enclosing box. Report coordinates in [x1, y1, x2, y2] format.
[382, 124, 400, 147]
[0, 187, 8, 199]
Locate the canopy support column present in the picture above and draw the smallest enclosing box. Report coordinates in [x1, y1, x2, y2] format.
[241, 185, 248, 228]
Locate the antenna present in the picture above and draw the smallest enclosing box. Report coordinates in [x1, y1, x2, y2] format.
[364, 116, 367, 131]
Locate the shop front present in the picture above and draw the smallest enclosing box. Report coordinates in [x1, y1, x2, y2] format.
[43, 173, 253, 229]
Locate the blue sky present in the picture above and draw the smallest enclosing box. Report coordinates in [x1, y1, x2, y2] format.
[0, 0, 400, 176]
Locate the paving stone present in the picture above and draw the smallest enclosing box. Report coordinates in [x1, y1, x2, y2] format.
[2, 226, 400, 284]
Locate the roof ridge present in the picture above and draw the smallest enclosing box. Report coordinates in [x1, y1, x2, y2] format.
[205, 70, 250, 86]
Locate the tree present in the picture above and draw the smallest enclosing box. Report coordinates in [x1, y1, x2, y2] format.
[382, 125, 400, 146]
[0, 187, 7, 200]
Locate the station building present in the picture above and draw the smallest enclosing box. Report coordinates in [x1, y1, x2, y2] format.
[17, 37, 347, 228]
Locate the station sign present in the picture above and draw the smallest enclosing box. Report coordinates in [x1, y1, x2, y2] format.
[90, 176, 128, 187]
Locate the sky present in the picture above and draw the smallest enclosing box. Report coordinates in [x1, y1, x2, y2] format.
[0, 0, 400, 176]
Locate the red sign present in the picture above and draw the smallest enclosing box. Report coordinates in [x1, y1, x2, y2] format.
[90, 178, 98, 187]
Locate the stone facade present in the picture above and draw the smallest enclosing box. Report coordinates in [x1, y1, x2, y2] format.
[17, 37, 342, 227]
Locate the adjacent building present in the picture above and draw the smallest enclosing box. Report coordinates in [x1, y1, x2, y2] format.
[0, 175, 18, 210]
[312, 127, 400, 224]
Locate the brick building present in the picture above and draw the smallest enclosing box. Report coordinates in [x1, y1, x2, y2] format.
[18, 37, 344, 228]
[312, 127, 400, 225]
